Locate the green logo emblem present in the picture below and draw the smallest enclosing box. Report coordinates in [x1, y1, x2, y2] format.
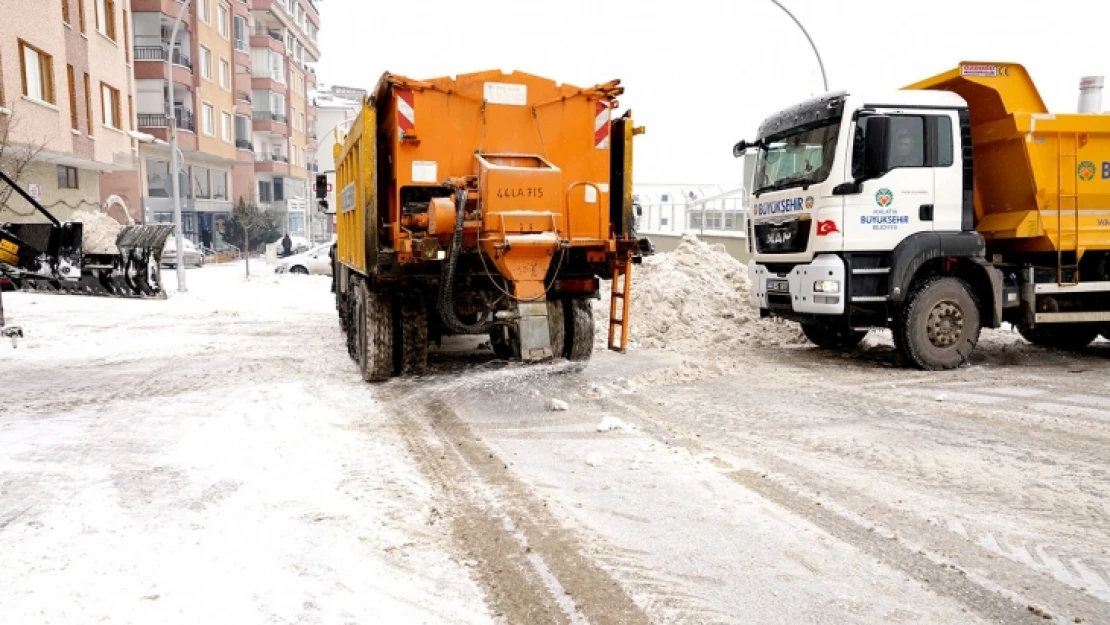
[1078, 161, 1096, 181]
[875, 188, 894, 207]
[804, 196, 814, 209]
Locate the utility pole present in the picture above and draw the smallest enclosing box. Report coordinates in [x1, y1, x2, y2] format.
[767, 0, 829, 92]
[167, 0, 193, 292]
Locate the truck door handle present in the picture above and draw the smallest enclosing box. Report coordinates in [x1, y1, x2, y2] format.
[919, 204, 934, 221]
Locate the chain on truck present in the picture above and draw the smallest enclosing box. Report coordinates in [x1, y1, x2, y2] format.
[316, 69, 653, 382]
[736, 61, 1110, 370]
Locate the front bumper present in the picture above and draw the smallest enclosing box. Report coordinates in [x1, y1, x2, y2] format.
[749, 254, 847, 315]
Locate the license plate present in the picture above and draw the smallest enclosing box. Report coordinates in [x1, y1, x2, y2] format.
[766, 278, 789, 293]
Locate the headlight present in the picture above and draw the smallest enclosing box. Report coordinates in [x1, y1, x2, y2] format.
[813, 280, 840, 293]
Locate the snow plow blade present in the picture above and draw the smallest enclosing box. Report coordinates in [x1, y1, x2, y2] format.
[10, 224, 175, 299]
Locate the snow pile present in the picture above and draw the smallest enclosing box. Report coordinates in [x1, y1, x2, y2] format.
[69, 209, 124, 255]
[594, 234, 803, 351]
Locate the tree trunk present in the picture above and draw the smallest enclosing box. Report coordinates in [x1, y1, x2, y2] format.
[244, 228, 250, 279]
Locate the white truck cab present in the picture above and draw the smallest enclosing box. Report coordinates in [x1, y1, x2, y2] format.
[737, 89, 1010, 369]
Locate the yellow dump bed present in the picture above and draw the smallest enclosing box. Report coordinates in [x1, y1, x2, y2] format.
[906, 62, 1110, 255]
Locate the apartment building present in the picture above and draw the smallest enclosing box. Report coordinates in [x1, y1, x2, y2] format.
[0, 0, 139, 224]
[99, 0, 320, 250]
[248, 0, 320, 242]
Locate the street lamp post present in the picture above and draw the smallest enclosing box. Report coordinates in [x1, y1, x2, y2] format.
[167, 0, 192, 293]
[767, 0, 829, 92]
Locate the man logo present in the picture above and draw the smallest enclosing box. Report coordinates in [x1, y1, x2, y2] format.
[804, 196, 814, 210]
[875, 188, 894, 207]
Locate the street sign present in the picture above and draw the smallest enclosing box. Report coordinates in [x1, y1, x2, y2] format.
[28, 184, 41, 202]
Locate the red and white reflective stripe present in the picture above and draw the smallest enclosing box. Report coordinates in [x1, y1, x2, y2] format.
[396, 88, 415, 132]
[594, 100, 610, 149]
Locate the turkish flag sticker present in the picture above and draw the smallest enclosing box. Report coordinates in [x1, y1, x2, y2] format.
[816, 220, 839, 236]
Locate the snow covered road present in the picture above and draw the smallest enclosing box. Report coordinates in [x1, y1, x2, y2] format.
[3, 260, 1109, 624]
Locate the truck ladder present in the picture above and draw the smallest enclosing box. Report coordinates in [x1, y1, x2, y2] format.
[1056, 132, 1082, 286]
[607, 251, 632, 353]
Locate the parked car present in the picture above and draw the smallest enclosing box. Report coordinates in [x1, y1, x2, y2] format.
[161, 236, 205, 268]
[275, 242, 332, 276]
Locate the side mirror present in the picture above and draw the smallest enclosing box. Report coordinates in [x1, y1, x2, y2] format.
[634, 205, 642, 217]
[315, 174, 328, 200]
[862, 115, 891, 180]
[733, 139, 754, 158]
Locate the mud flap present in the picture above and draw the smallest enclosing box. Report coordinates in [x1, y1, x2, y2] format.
[517, 301, 554, 362]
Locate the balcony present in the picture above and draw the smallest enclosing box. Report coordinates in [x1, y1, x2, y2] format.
[236, 139, 254, 151]
[137, 108, 195, 133]
[135, 108, 197, 150]
[236, 91, 252, 104]
[254, 152, 289, 174]
[234, 38, 249, 53]
[134, 46, 193, 70]
[253, 111, 287, 124]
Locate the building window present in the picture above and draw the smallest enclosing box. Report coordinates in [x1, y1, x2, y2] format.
[101, 82, 121, 128]
[61, 0, 70, 23]
[78, 0, 86, 32]
[217, 4, 229, 38]
[123, 10, 130, 61]
[83, 72, 92, 135]
[57, 165, 78, 189]
[219, 59, 230, 90]
[19, 40, 55, 104]
[273, 177, 284, 201]
[258, 180, 272, 203]
[198, 0, 210, 24]
[212, 170, 228, 200]
[200, 46, 212, 80]
[95, 0, 116, 40]
[194, 167, 210, 199]
[221, 111, 231, 141]
[201, 103, 214, 135]
[66, 65, 78, 129]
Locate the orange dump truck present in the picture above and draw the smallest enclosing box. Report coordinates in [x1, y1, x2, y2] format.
[321, 70, 651, 381]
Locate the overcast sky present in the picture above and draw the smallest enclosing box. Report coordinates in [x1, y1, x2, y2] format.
[316, 0, 1109, 190]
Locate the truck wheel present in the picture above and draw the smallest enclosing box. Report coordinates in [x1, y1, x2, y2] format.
[547, 299, 566, 358]
[1018, 324, 1099, 351]
[359, 284, 394, 382]
[895, 277, 981, 370]
[800, 323, 868, 349]
[397, 293, 429, 375]
[565, 299, 595, 361]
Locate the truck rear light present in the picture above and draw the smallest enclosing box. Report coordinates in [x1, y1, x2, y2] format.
[814, 280, 840, 293]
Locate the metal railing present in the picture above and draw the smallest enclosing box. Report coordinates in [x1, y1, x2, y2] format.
[134, 46, 193, 71]
[136, 108, 195, 133]
[233, 38, 248, 53]
[251, 111, 287, 124]
[235, 139, 253, 150]
[236, 90, 251, 103]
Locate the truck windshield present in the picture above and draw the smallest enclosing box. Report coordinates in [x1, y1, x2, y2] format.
[754, 121, 840, 195]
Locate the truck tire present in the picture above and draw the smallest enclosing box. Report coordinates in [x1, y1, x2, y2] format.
[566, 299, 595, 361]
[1018, 323, 1099, 351]
[397, 293, 429, 375]
[800, 323, 868, 349]
[547, 299, 566, 358]
[358, 284, 394, 383]
[894, 277, 981, 370]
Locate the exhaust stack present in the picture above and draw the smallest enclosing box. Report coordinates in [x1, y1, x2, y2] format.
[1078, 76, 1104, 113]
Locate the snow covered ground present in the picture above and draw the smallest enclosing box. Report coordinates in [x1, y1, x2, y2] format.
[1, 263, 492, 625]
[3, 251, 1110, 625]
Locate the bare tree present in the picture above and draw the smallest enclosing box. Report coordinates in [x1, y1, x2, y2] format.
[225, 194, 280, 279]
[0, 104, 48, 218]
